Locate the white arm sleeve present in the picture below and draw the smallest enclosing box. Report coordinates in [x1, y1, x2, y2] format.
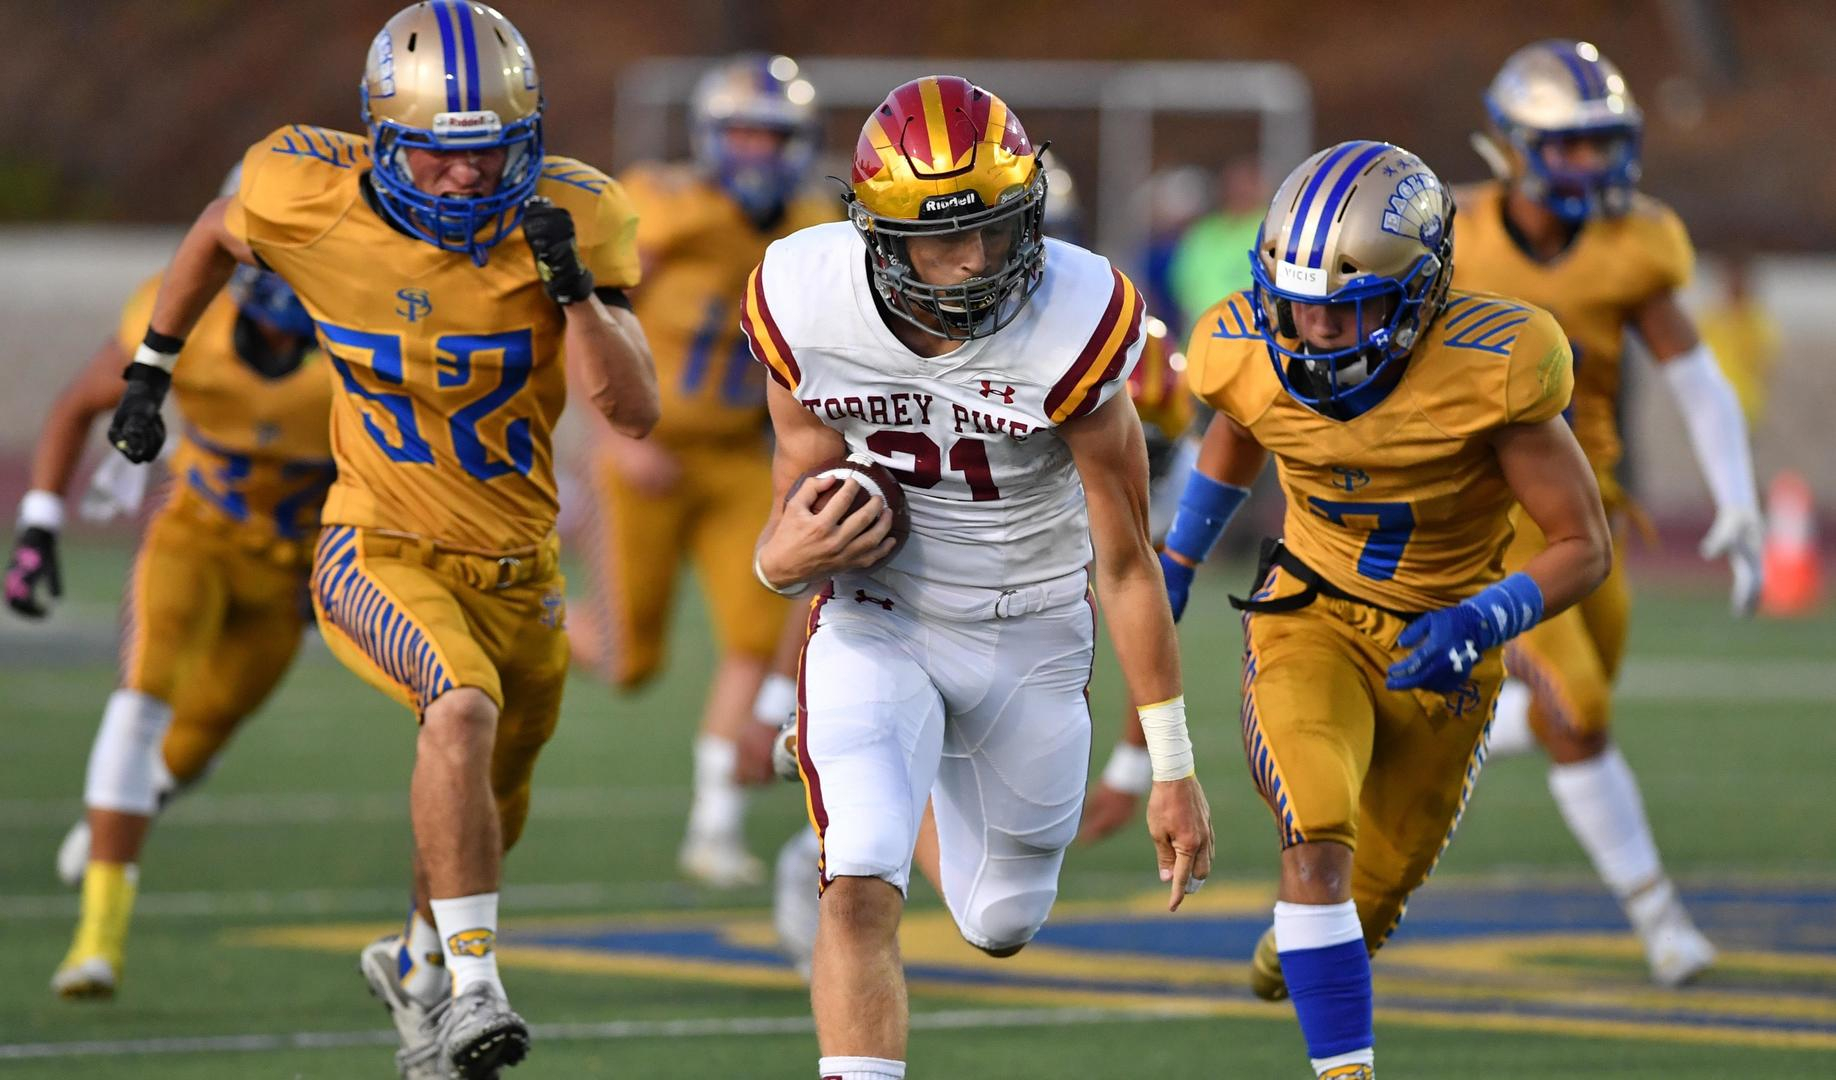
[1660, 342, 1760, 514]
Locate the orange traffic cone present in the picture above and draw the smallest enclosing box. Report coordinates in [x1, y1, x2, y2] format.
[1760, 471, 1824, 617]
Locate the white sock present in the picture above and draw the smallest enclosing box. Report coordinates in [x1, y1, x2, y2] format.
[85, 689, 174, 815]
[818, 1057, 905, 1079]
[1312, 1048, 1376, 1077]
[1547, 746, 1667, 910]
[688, 734, 744, 839]
[400, 908, 448, 1005]
[1486, 678, 1537, 758]
[429, 893, 504, 998]
[753, 673, 798, 725]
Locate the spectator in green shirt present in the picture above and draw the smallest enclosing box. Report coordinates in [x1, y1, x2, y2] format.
[1170, 157, 1269, 327]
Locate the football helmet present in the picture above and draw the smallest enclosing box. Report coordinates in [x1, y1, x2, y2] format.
[691, 54, 819, 222]
[1482, 39, 1643, 223]
[361, 2, 543, 264]
[229, 265, 315, 339]
[1248, 140, 1454, 418]
[848, 75, 1047, 340]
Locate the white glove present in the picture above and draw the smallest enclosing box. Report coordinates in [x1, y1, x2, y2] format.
[1700, 507, 1764, 617]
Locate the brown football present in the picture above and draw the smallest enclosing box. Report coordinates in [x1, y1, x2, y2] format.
[787, 453, 911, 568]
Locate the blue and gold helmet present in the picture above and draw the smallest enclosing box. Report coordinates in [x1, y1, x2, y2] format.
[361, 2, 543, 264]
[1482, 40, 1643, 224]
[229, 265, 315, 339]
[690, 54, 819, 221]
[1248, 140, 1454, 418]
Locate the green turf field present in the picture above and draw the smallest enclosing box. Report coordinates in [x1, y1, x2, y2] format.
[2, 539, 1832, 1078]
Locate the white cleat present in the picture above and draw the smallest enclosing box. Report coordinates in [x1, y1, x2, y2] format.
[51, 956, 117, 1000]
[404, 982, 529, 1080]
[679, 831, 765, 889]
[1642, 912, 1718, 988]
[55, 820, 91, 888]
[772, 829, 823, 980]
[360, 935, 450, 1079]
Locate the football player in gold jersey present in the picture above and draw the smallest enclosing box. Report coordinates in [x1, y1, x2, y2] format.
[570, 54, 836, 888]
[1454, 40, 1761, 986]
[1166, 141, 1609, 1080]
[7, 267, 329, 1000]
[101, 5, 657, 1076]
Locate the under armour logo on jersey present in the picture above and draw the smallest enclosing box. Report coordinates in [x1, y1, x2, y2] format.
[1447, 639, 1480, 672]
[540, 591, 565, 629]
[979, 380, 1017, 404]
[255, 422, 281, 446]
[1443, 680, 1482, 717]
[854, 589, 894, 610]
[1330, 466, 1371, 492]
[395, 287, 432, 323]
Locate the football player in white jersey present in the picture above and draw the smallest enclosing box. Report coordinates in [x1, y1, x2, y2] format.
[744, 76, 1213, 1080]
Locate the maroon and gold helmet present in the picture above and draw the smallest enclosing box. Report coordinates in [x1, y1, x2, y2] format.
[848, 76, 1047, 340]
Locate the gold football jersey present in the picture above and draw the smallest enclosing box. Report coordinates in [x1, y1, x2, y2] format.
[617, 163, 835, 443]
[1129, 315, 1195, 440]
[1185, 289, 1573, 612]
[225, 124, 641, 552]
[1452, 180, 1692, 491]
[115, 273, 335, 543]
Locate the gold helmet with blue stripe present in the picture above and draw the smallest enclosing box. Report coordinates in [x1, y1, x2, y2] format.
[690, 54, 819, 221]
[1249, 140, 1455, 418]
[1481, 39, 1643, 223]
[361, 2, 543, 264]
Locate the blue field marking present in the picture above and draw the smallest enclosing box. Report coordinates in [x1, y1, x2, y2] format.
[247, 878, 1836, 1050]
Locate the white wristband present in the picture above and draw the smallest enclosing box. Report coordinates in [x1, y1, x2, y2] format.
[753, 550, 804, 597]
[18, 490, 65, 533]
[1100, 741, 1153, 795]
[753, 673, 798, 726]
[133, 342, 180, 373]
[1138, 695, 1196, 782]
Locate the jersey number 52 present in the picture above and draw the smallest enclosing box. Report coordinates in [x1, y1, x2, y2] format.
[317, 324, 534, 482]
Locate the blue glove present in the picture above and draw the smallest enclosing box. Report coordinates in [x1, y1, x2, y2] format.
[1160, 551, 1195, 622]
[1386, 573, 1544, 693]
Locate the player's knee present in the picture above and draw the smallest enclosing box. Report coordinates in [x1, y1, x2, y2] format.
[1281, 840, 1356, 904]
[419, 688, 498, 763]
[85, 690, 175, 815]
[819, 875, 903, 942]
[960, 888, 1056, 957]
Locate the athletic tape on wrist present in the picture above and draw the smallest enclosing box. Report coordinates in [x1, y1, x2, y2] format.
[753, 550, 804, 597]
[1137, 695, 1195, 782]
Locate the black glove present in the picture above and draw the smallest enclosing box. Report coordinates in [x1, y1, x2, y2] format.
[107, 363, 172, 464]
[5, 526, 61, 619]
[522, 196, 595, 305]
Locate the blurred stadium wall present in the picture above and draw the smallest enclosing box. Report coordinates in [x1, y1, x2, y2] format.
[3, 0, 1830, 531]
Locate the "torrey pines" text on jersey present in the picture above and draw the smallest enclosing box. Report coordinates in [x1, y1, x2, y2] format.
[742, 223, 1145, 590]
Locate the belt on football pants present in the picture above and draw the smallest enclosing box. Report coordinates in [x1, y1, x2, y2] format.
[360, 529, 560, 591]
[841, 566, 1091, 622]
[1228, 538, 1424, 623]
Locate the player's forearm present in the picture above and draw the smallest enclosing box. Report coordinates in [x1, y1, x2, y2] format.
[567, 300, 660, 438]
[1095, 557, 1183, 707]
[1661, 342, 1760, 515]
[29, 341, 132, 498]
[147, 200, 243, 345]
[1516, 528, 1611, 620]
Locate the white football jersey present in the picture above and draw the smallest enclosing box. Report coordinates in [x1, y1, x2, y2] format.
[742, 222, 1146, 590]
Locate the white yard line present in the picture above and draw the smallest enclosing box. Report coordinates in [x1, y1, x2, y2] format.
[0, 1007, 1179, 1060]
[0, 785, 684, 830]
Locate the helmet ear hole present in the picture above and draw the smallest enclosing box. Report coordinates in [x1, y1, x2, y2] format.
[405, 32, 416, 51]
[1341, 260, 1358, 275]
